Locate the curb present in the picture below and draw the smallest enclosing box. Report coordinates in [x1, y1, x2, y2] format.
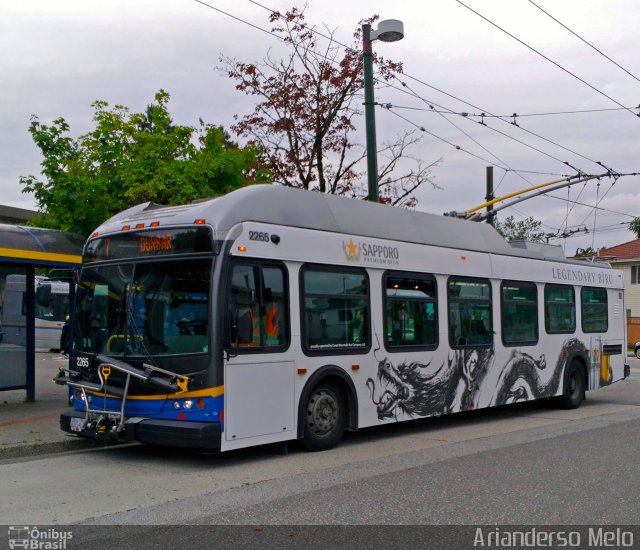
[0, 437, 123, 460]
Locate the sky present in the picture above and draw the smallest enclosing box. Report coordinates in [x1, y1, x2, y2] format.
[2, 0, 640, 254]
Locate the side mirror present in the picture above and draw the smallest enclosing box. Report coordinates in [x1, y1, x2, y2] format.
[236, 309, 253, 344]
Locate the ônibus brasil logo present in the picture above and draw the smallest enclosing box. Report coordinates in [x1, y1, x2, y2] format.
[8, 527, 73, 549]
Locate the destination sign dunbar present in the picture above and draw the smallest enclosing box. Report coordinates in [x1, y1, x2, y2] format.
[139, 234, 173, 253]
[84, 226, 213, 262]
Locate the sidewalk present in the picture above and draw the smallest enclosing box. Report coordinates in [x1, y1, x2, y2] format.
[0, 352, 111, 459]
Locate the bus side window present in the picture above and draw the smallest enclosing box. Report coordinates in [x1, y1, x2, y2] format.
[448, 277, 492, 348]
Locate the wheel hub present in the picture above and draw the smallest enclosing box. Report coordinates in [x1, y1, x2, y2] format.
[308, 391, 337, 433]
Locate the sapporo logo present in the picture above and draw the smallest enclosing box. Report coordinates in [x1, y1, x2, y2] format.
[342, 239, 361, 262]
[342, 238, 400, 266]
[7, 526, 73, 549]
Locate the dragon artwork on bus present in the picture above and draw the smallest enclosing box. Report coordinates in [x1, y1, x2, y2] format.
[55, 185, 630, 452]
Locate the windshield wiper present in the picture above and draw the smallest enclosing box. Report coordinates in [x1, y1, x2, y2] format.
[120, 284, 160, 370]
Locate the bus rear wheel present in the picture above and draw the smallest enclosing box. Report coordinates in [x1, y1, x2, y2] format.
[303, 381, 347, 451]
[561, 361, 585, 409]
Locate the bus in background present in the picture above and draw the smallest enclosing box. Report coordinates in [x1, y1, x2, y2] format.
[55, 185, 629, 453]
[1, 274, 70, 351]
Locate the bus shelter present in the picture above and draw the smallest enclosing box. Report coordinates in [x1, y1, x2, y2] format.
[0, 224, 84, 400]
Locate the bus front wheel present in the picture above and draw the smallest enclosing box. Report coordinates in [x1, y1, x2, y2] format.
[302, 381, 347, 451]
[561, 361, 585, 409]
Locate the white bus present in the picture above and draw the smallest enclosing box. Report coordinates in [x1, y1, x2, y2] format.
[1, 274, 69, 351]
[57, 185, 629, 452]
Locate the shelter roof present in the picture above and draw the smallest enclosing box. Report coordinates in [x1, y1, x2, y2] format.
[0, 224, 84, 267]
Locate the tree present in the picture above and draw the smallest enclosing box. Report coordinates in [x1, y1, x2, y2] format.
[630, 217, 640, 238]
[574, 246, 596, 257]
[20, 90, 269, 236]
[220, 8, 440, 207]
[493, 215, 546, 243]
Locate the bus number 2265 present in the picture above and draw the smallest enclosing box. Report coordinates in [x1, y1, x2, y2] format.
[249, 231, 270, 242]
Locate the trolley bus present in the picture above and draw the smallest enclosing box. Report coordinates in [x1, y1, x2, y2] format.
[2, 274, 69, 351]
[56, 185, 630, 452]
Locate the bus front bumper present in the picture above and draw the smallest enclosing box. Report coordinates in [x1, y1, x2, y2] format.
[60, 410, 222, 451]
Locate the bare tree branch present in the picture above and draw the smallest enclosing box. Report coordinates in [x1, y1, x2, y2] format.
[219, 6, 441, 207]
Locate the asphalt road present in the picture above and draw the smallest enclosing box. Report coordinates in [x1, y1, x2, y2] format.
[1, 360, 638, 549]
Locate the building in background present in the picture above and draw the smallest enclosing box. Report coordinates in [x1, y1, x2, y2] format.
[0, 205, 42, 225]
[588, 239, 640, 344]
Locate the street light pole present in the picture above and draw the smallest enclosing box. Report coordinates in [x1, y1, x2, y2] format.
[362, 19, 404, 202]
[362, 23, 378, 203]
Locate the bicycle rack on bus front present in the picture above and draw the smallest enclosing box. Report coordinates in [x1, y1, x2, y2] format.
[54, 356, 189, 437]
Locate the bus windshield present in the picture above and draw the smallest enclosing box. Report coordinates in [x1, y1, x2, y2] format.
[74, 259, 212, 357]
[35, 292, 69, 323]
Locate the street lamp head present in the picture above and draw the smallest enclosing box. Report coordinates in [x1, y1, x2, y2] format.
[371, 19, 404, 42]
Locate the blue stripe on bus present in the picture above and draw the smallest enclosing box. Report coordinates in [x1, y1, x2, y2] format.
[73, 391, 224, 426]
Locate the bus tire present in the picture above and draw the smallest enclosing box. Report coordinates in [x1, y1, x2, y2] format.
[561, 361, 585, 409]
[302, 381, 347, 451]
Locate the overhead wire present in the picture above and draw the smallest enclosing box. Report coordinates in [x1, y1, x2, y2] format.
[527, 0, 640, 85]
[525, 0, 640, 245]
[199, 0, 634, 240]
[575, 176, 620, 228]
[381, 106, 507, 168]
[244, 0, 606, 179]
[560, 181, 588, 234]
[194, 0, 281, 40]
[385, 102, 640, 120]
[203, 0, 552, 189]
[543, 192, 637, 219]
[241, 0, 621, 180]
[388, 75, 610, 174]
[454, 0, 640, 119]
[376, 84, 536, 188]
[377, 97, 535, 188]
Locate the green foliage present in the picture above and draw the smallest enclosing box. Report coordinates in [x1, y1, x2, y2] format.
[574, 246, 595, 257]
[629, 217, 640, 238]
[493, 215, 546, 243]
[20, 90, 269, 236]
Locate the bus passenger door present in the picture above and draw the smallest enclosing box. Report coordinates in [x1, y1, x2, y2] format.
[222, 261, 295, 449]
